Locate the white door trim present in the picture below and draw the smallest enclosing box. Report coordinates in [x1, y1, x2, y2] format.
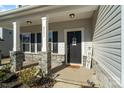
[64, 27, 85, 66]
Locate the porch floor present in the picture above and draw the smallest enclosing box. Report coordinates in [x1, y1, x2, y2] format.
[52, 65, 100, 88]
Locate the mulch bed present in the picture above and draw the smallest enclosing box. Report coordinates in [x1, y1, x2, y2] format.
[29, 77, 56, 88]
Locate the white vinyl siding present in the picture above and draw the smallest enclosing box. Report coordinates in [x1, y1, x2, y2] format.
[93, 5, 121, 84]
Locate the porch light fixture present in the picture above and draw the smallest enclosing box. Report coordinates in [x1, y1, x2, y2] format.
[69, 13, 75, 18]
[26, 20, 32, 24]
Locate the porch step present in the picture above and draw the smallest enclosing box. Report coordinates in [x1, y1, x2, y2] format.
[55, 78, 87, 86]
[55, 78, 99, 88]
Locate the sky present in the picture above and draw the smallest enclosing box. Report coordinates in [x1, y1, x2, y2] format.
[0, 5, 16, 12]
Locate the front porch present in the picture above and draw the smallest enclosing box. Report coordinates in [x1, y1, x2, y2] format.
[6, 5, 97, 72]
[52, 65, 99, 88]
[0, 5, 99, 87]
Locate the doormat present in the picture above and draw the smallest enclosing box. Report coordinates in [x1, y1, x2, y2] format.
[68, 65, 80, 69]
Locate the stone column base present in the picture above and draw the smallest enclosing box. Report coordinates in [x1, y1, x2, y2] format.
[10, 51, 24, 72]
[0, 50, 1, 65]
[39, 52, 51, 77]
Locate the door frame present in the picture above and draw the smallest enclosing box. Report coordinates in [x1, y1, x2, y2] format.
[64, 28, 85, 66]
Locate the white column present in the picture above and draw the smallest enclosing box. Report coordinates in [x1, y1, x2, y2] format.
[121, 5, 124, 88]
[13, 22, 20, 51]
[41, 17, 48, 52]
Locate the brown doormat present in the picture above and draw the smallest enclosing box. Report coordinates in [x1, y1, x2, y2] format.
[68, 64, 80, 68]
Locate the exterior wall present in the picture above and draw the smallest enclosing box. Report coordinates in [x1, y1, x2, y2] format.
[24, 53, 41, 64]
[24, 53, 64, 69]
[20, 19, 92, 67]
[49, 18, 92, 56]
[92, 59, 120, 87]
[0, 28, 13, 57]
[20, 18, 93, 56]
[92, 5, 121, 87]
[51, 54, 65, 68]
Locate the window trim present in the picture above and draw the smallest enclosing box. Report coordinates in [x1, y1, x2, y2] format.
[20, 32, 42, 53]
[48, 31, 58, 53]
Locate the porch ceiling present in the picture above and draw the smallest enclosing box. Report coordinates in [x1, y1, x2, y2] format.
[0, 5, 98, 29]
[19, 11, 94, 27]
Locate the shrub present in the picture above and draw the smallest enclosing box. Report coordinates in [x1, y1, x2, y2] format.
[0, 70, 5, 79]
[18, 67, 38, 85]
[2, 64, 11, 72]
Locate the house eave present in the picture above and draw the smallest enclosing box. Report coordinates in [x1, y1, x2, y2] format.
[0, 5, 98, 22]
[0, 5, 68, 21]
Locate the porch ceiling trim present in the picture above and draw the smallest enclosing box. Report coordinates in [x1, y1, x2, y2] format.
[0, 5, 98, 22]
[0, 5, 70, 21]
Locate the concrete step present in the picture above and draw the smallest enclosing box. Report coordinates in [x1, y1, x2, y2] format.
[55, 78, 99, 88]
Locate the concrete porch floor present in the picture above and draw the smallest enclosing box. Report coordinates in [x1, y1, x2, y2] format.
[52, 65, 100, 88]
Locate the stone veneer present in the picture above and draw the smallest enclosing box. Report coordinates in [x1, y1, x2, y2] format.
[11, 51, 64, 76]
[23, 52, 51, 76]
[39, 52, 51, 77]
[92, 59, 121, 88]
[24, 53, 41, 63]
[10, 51, 24, 72]
[0, 50, 1, 65]
[51, 54, 65, 68]
[24, 53, 65, 69]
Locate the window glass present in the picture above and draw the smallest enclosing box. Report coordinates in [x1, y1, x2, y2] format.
[23, 44, 29, 51]
[23, 33, 30, 43]
[48, 31, 58, 53]
[31, 33, 35, 43]
[37, 33, 41, 43]
[48, 32, 53, 42]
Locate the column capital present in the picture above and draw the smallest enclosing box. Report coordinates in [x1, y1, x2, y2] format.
[12, 21, 20, 24]
[41, 17, 47, 20]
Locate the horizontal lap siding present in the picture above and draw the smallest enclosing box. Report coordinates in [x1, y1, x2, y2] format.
[93, 5, 121, 83]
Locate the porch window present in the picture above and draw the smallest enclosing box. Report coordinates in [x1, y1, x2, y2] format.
[20, 32, 41, 53]
[20, 32, 57, 53]
[22, 33, 30, 52]
[48, 31, 58, 53]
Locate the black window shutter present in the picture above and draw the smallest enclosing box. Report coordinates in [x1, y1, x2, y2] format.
[53, 31, 58, 53]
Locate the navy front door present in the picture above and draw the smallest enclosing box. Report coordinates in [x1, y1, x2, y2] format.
[67, 31, 81, 64]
